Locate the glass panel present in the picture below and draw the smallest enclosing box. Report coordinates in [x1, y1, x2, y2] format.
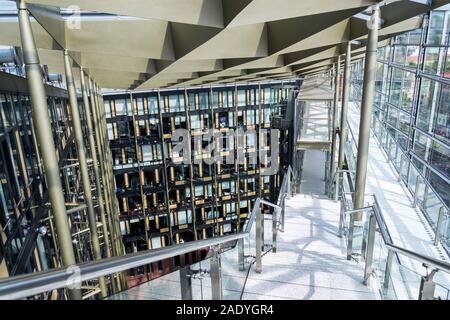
[428, 11, 445, 45]
[434, 84, 450, 143]
[416, 79, 437, 132]
[423, 47, 441, 75]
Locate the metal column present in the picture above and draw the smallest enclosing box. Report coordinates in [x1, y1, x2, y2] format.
[179, 266, 193, 300]
[210, 248, 223, 300]
[16, 0, 81, 300]
[80, 68, 112, 259]
[354, 6, 380, 210]
[363, 213, 376, 285]
[330, 56, 341, 198]
[63, 51, 107, 297]
[87, 77, 121, 292]
[338, 42, 351, 172]
[95, 83, 127, 290]
[255, 207, 262, 273]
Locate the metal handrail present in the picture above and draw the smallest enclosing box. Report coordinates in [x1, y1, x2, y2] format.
[342, 191, 450, 276]
[0, 232, 247, 300]
[0, 167, 294, 300]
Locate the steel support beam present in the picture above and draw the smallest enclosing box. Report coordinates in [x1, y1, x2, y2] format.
[338, 42, 351, 172]
[179, 266, 193, 300]
[238, 239, 245, 271]
[210, 249, 223, 300]
[94, 82, 127, 290]
[63, 51, 107, 297]
[363, 213, 376, 285]
[255, 207, 262, 273]
[16, 0, 81, 300]
[329, 57, 341, 197]
[354, 6, 380, 211]
[80, 69, 112, 259]
[87, 77, 120, 292]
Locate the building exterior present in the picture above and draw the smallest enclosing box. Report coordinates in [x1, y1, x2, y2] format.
[103, 83, 296, 253]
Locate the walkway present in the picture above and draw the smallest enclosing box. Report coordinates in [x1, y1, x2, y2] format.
[238, 147, 379, 299]
[347, 102, 450, 294]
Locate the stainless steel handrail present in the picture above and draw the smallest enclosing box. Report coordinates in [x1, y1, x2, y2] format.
[0, 166, 294, 300]
[0, 232, 248, 300]
[341, 191, 450, 276]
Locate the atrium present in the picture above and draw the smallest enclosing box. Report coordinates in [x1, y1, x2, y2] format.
[0, 0, 449, 301]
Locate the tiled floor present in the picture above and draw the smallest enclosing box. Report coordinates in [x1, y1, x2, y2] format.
[240, 149, 380, 300]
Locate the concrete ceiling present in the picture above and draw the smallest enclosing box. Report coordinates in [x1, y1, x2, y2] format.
[0, 0, 448, 89]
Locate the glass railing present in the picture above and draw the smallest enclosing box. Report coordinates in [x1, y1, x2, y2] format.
[0, 168, 295, 301]
[339, 182, 450, 300]
[337, 103, 450, 299]
[351, 82, 450, 255]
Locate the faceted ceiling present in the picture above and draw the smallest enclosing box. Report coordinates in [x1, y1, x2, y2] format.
[0, 0, 448, 89]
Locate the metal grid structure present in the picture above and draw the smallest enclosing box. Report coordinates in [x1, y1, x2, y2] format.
[102, 83, 295, 256]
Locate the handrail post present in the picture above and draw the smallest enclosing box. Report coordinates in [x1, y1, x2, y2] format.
[418, 268, 438, 300]
[398, 156, 404, 182]
[179, 265, 193, 300]
[238, 239, 245, 271]
[287, 173, 292, 199]
[335, 172, 341, 202]
[413, 175, 421, 207]
[338, 198, 345, 237]
[434, 207, 446, 246]
[346, 215, 355, 260]
[210, 248, 223, 300]
[363, 212, 376, 285]
[272, 205, 278, 253]
[281, 195, 286, 233]
[255, 207, 262, 273]
[383, 249, 393, 290]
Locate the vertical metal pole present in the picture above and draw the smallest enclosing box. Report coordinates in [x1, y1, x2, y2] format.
[210, 249, 223, 300]
[238, 239, 245, 271]
[286, 175, 291, 199]
[413, 175, 421, 208]
[281, 195, 285, 232]
[335, 173, 341, 201]
[398, 156, 404, 182]
[94, 82, 126, 289]
[272, 206, 277, 253]
[16, 0, 81, 300]
[338, 42, 351, 172]
[80, 69, 112, 259]
[383, 249, 393, 289]
[330, 57, 341, 197]
[338, 200, 344, 237]
[88, 78, 119, 293]
[63, 51, 107, 297]
[434, 207, 445, 246]
[363, 212, 376, 285]
[418, 269, 437, 300]
[255, 206, 262, 273]
[179, 266, 193, 300]
[354, 6, 380, 211]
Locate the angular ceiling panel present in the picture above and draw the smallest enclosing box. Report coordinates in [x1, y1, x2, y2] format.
[0, 0, 445, 89]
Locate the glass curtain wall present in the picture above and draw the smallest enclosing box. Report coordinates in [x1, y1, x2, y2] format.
[351, 7, 450, 252]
